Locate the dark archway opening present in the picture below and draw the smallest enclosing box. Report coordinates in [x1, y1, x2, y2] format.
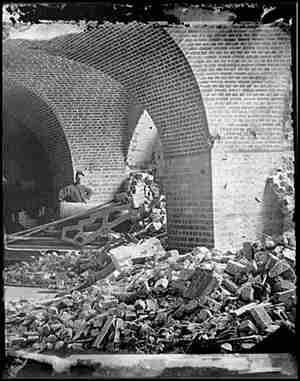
[3, 118, 57, 233]
[3, 79, 74, 233]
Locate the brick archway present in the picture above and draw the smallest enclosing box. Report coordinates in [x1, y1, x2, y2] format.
[37, 23, 214, 250]
[4, 23, 214, 251]
[39, 22, 212, 156]
[3, 77, 74, 201]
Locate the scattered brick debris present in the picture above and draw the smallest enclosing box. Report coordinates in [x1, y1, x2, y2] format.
[5, 232, 296, 354]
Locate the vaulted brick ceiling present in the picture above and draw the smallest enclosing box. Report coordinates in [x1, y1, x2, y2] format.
[33, 22, 212, 157]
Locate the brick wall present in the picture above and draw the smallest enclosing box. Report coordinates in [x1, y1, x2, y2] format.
[165, 151, 214, 252]
[3, 22, 293, 250]
[167, 23, 293, 249]
[13, 23, 213, 251]
[3, 77, 73, 194]
[3, 42, 131, 204]
[36, 22, 212, 156]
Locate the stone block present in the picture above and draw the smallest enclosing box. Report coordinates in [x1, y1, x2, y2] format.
[242, 242, 254, 261]
[239, 319, 257, 334]
[269, 260, 296, 282]
[225, 260, 247, 276]
[222, 277, 239, 294]
[183, 267, 220, 299]
[249, 306, 273, 331]
[239, 284, 255, 302]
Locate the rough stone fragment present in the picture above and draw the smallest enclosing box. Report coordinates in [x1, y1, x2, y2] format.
[154, 278, 168, 289]
[239, 319, 257, 335]
[46, 334, 57, 343]
[239, 284, 255, 302]
[184, 300, 199, 313]
[183, 268, 220, 299]
[222, 278, 238, 294]
[125, 311, 137, 321]
[242, 242, 254, 261]
[274, 289, 296, 306]
[54, 340, 65, 351]
[254, 251, 269, 267]
[264, 237, 276, 249]
[265, 253, 280, 271]
[206, 297, 222, 313]
[282, 248, 295, 266]
[225, 260, 247, 276]
[93, 316, 115, 348]
[114, 318, 124, 344]
[269, 260, 296, 282]
[249, 306, 273, 331]
[134, 300, 146, 311]
[220, 343, 232, 352]
[238, 257, 254, 272]
[265, 324, 281, 334]
[196, 309, 213, 323]
[232, 302, 258, 317]
[273, 277, 295, 292]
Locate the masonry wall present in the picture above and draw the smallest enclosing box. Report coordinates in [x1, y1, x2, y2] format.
[4, 42, 130, 204]
[29, 24, 214, 251]
[3, 22, 293, 251]
[167, 23, 293, 250]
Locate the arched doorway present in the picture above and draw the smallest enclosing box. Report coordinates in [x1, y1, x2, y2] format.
[3, 78, 74, 232]
[5, 23, 214, 251]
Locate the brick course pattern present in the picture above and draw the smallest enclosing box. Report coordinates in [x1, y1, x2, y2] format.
[3, 42, 131, 204]
[3, 77, 73, 193]
[31, 22, 212, 157]
[167, 23, 293, 152]
[166, 23, 293, 249]
[3, 22, 293, 251]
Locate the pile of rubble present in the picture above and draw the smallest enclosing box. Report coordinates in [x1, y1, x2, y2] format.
[3, 248, 112, 290]
[5, 233, 296, 354]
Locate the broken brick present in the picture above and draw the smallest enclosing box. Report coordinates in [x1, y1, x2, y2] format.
[222, 278, 239, 294]
[183, 268, 220, 299]
[196, 309, 213, 323]
[249, 306, 273, 331]
[206, 297, 222, 313]
[265, 253, 280, 270]
[264, 237, 276, 250]
[239, 284, 255, 302]
[225, 260, 247, 276]
[274, 289, 296, 306]
[242, 242, 254, 261]
[282, 248, 295, 266]
[273, 277, 295, 292]
[239, 319, 257, 335]
[269, 260, 296, 282]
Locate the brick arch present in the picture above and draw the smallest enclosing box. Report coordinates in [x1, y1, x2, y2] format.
[3, 77, 74, 194]
[38, 22, 212, 157]
[36, 22, 214, 251]
[3, 41, 136, 204]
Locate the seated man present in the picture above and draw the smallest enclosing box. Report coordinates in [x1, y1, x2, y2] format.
[59, 171, 93, 203]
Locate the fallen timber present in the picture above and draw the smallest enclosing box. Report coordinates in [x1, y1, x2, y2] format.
[5, 200, 141, 257]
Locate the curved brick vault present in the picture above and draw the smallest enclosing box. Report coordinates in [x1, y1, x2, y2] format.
[3, 77, 74, 194]
[3, 23, 214, 250]
[35, 22, 212, 157]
